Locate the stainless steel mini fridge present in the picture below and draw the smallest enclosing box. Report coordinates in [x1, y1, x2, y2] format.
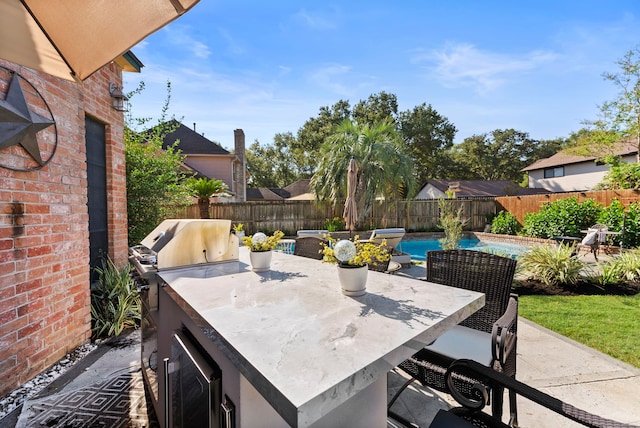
[167, 329, 223, 428]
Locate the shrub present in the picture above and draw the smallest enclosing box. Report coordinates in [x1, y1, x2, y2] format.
[91, 258, 141, 339]
[597, 199, 640, 248]
[438, 198, 467, 250]
[522, 197, 602, 239]
[324, 217, 346, 232]
[599, 251, 640, 285]
[491, 211, 521, 235]
[517, 244, 586, 287]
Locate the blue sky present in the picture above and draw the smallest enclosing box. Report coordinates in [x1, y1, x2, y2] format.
[124, 1, 640, 151]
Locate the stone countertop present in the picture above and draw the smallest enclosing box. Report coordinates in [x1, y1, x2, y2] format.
[158, 248, 484, 427]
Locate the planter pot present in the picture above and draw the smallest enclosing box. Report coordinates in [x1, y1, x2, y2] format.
[337, 264, 368, 297]
[249, 250, 272, 272]
[235, 230, 245, 244]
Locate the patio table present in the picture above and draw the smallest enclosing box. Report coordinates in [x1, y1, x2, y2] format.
[159, 247, 485, 427]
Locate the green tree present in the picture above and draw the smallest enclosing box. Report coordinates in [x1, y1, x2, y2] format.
[245, 133, 303, 188]
[296, 100, 351, 153]
[352, 91, 398, 127]
[448, 129, 538, 182]
[186, 177, 229, 219]
[125, 82, 192, 245]
[311, 119, 415, 226]
[577, 46, 640, 160]
[398, 103, 457, 183]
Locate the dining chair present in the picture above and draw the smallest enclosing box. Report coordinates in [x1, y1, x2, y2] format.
[428, 359, 637, 428]
[293, 236, 327, 260]
[389, 250, 519, 426]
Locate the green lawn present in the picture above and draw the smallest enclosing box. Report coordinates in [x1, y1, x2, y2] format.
[519, 294, 640, 368]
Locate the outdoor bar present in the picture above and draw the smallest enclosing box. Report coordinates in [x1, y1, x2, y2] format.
[150, 241, 484, 427]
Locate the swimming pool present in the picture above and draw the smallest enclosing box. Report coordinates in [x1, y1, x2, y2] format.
[400, 238, 528, 261]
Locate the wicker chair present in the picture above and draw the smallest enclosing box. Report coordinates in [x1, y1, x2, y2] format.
[428, 359, 638, 428]
[389, 250, 519, 426]
[293, 236, 327, 260]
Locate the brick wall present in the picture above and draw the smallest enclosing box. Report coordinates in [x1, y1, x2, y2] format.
[0, 60, 128, 396]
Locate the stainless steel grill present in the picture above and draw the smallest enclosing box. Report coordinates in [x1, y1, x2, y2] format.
[128, 219, 239, 423]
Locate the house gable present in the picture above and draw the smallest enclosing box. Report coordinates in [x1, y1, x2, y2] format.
[522, 142, 638, 192]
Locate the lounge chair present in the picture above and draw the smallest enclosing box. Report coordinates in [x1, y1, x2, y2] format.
[296, 229, 329, 237]
[361, 228, 406, 252]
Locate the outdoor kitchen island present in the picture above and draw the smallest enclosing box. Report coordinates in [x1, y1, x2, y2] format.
[156, 247, 485, 428]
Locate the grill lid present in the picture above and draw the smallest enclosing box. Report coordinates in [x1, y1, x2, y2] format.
[139, 219, 238, 270]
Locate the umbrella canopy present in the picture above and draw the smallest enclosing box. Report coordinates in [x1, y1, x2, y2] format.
[343, 157, 358, 232]
[0, 0, 199, 82]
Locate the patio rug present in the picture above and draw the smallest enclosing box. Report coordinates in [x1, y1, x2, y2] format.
[20, 370, 159, 428]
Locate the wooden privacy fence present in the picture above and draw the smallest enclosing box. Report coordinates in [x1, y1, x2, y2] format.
[496, 189, 640, 223]
[176, 198, 498, 234]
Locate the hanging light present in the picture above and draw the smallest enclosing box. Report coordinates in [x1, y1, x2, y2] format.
[109, 83, 128, 112]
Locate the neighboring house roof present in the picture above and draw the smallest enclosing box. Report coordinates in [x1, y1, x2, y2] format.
[161, 120, 231, 155]
[246, 188, 285, 201]
[522, 142, 637, 172]
[419, 180, 550, 198]
[247, 179, 313, 201]
[283, 179, 312, 198]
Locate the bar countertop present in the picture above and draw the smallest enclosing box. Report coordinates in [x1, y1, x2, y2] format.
[158, 247, 484, 427]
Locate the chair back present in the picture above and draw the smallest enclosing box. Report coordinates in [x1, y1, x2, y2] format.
[426, 250, 516, 334]
[293, 236, 327, 260]
[367, 246, 393, 273]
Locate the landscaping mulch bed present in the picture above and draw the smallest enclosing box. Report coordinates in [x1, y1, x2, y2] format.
[513, 279, 640, 296]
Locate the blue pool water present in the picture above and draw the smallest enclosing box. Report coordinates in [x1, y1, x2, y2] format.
[400, 238, 527, 261]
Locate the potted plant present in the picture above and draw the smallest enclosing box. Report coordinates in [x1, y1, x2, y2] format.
[321, 235, 390, 296]
[242, 230, 284, 271]
[233, 223, 245, 240]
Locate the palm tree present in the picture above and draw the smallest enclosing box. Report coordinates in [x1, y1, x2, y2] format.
[311, 119, 415, 228]
[187, 177, 229, 219]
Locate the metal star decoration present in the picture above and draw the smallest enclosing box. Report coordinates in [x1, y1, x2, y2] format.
[0, 72, 54, 166]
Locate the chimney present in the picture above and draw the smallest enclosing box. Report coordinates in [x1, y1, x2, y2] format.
[193, 122, 196, 132]
[234, 129, 246, 202]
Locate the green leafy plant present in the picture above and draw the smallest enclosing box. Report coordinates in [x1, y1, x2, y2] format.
[186, 177, 230, 219]
[599, 251, 640, 285]
[321, 235, 390, 267]
[517, 244, 586, 287]
[242, 230, 285, 252]
[491, 211, 521, 235]
[522, 197, 602, 239]
[125, 86, 193, 246]
[324, 217, 345, 232]
[438, 198, 467, 250]
[598, 199, 640, 249]
[90, 258, 141, 339]
[233, 223, 244, 233]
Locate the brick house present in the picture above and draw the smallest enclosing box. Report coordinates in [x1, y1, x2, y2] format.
[161, 121, 247, 201]
[0, 58, 132, 396]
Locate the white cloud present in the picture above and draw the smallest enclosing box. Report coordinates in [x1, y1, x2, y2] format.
[292, 8, 339, 30]
[414, 43, 558, 94]
[308, 64, 354, 96]
[162, 25, 211, 59]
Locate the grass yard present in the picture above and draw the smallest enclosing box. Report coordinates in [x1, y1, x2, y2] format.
[519, 294, 640, 368]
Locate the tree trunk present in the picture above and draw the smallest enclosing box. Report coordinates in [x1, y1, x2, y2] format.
[198, 198, 210, 219]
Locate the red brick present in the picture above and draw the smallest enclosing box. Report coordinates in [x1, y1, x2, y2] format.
[0, 59, 127, 397]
